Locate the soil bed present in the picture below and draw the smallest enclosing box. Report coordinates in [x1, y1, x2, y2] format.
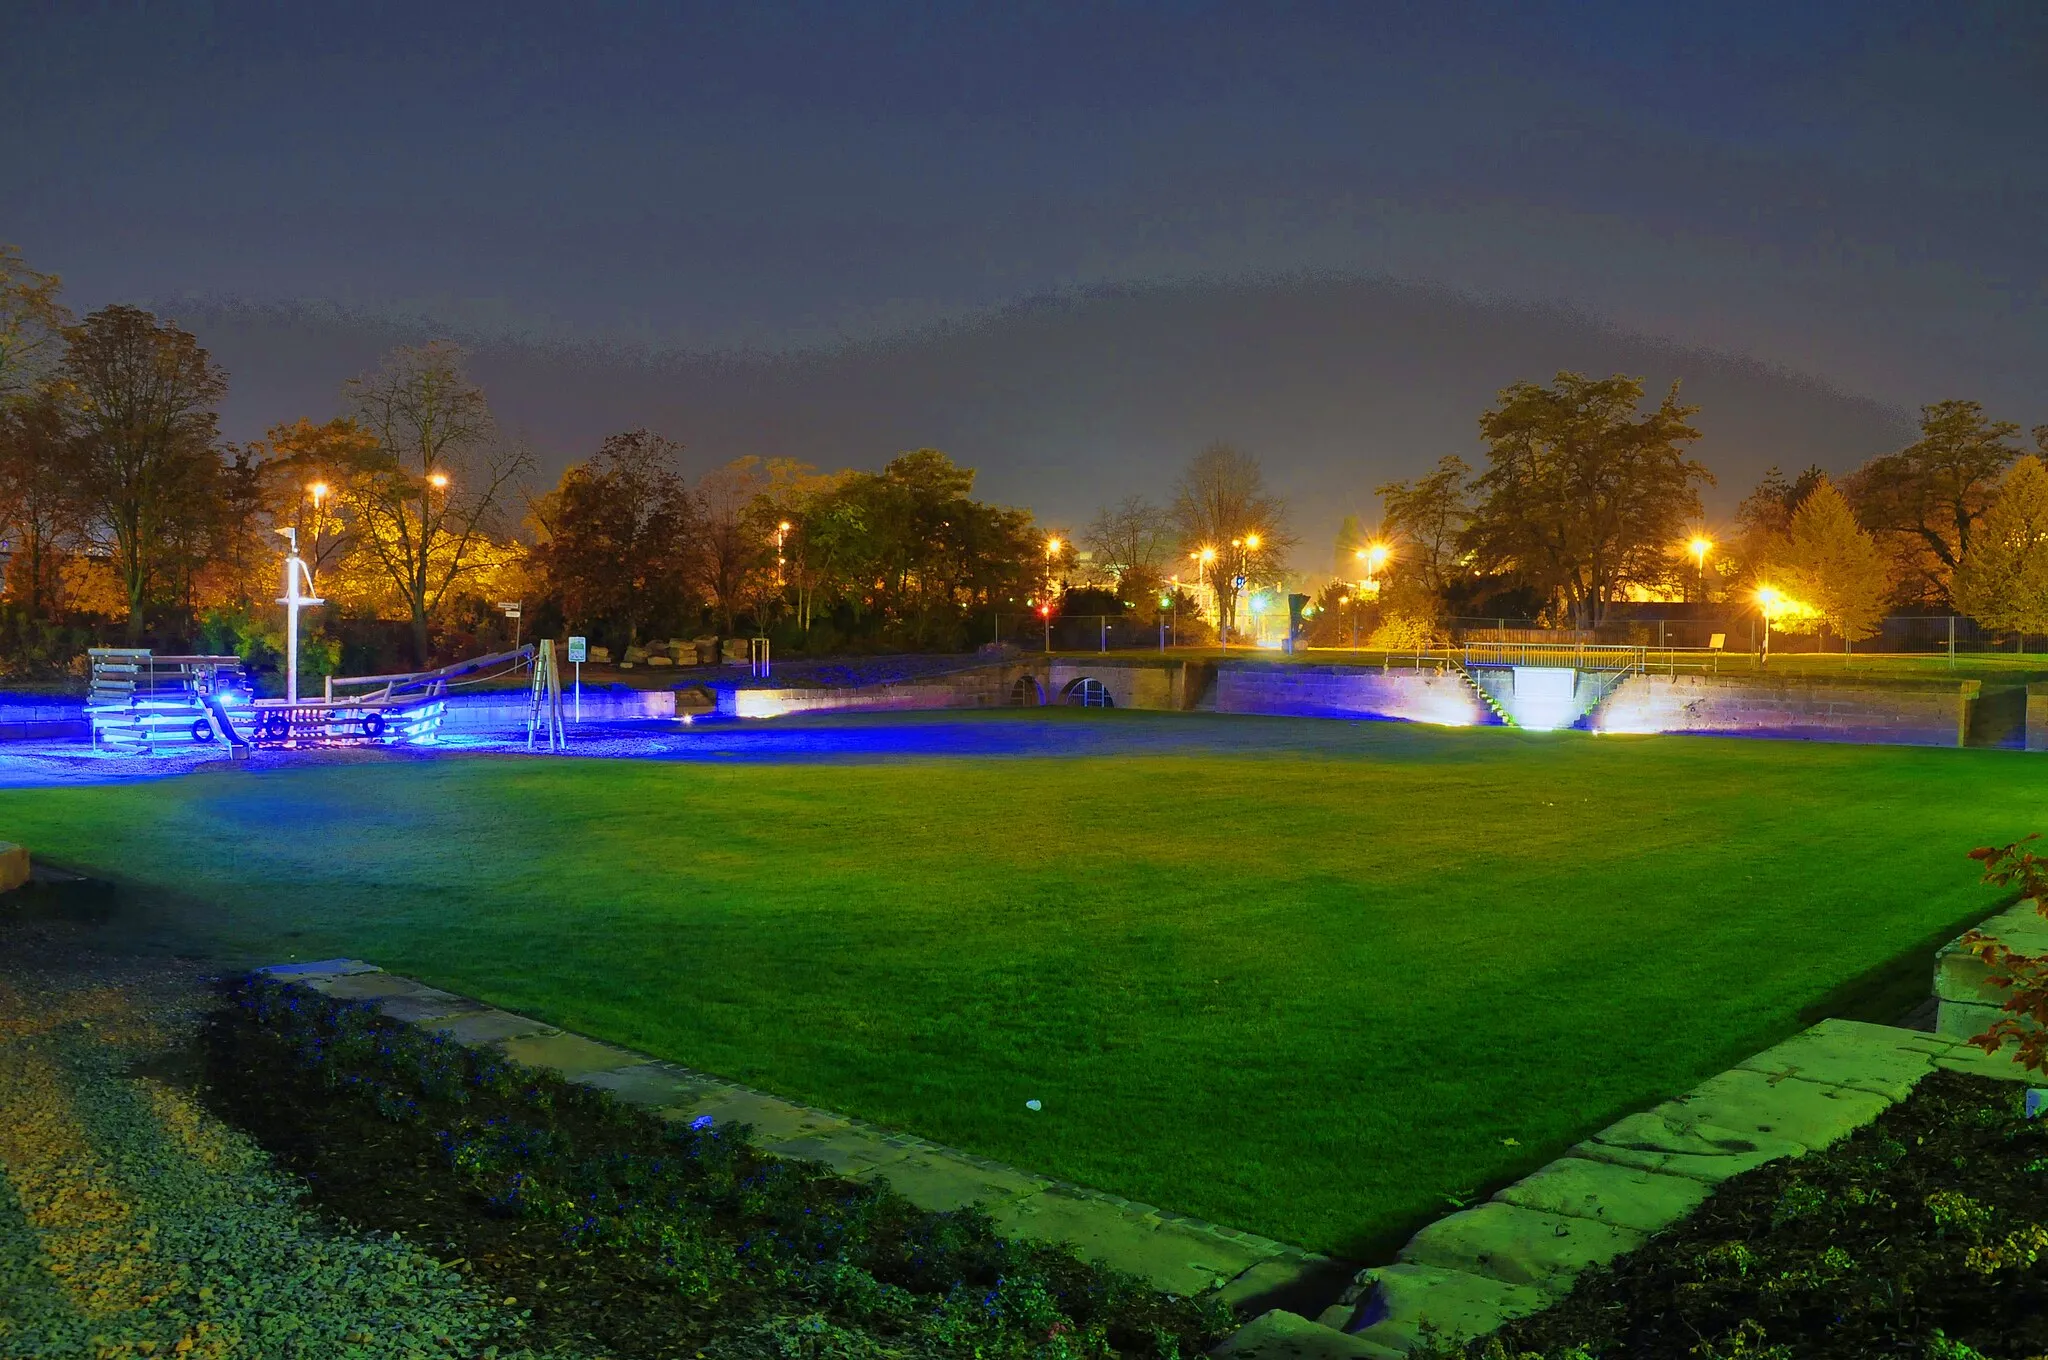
[185, 974, 1229, 1360]
[1433, 1068, 2048, 1359]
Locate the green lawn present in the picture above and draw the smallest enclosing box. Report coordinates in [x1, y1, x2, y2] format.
[0, 711, 2029, 1256]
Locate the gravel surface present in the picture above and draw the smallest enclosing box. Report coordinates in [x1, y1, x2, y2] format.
[0, 906, 563, 1359]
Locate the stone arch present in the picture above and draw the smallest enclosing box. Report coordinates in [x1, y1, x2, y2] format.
[1009, 675, 1046, 707]
[1061, 677, 1115, 708]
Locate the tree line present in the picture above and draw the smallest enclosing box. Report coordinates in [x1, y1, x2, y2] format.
[7, 238, 2044, 679]
[1342, 377, 2048, 650]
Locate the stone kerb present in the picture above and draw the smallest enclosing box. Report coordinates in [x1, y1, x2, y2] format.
[1248, 1018, 2033, 1358]
[259, 958, 1331, 1305]
[0, 692, 89, 742]
[1934, 898, 2048, 1042]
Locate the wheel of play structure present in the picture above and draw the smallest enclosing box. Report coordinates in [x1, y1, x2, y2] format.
[191, 718, 215, 742]
[258, 713, 289, 742]
[361, 712, 387, 739]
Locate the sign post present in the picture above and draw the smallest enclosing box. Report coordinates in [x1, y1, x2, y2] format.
[497, 601, 523, 652]
[567, 635, 586, 722]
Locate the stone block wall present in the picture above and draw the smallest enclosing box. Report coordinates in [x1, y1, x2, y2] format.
[1045, 658, 1181, 710]
[0, 693, 87, 742]
[2027, 683, 2048, 752]
[1592, 672, 1976, 746]
[439, 686, 675, 731]
[1214, 664, 1491, 727]
[1935, 899, 2048, 1042]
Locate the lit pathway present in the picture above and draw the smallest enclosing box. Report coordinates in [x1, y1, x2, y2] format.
[269, 959, 1333, 1305]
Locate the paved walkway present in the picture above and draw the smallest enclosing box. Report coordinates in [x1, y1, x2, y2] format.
[264, 959, 1331, 1305]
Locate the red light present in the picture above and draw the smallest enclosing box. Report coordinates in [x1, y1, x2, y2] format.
[1039, 606, 1051, 617]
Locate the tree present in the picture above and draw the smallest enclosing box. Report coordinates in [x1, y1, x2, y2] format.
[62, 305, 228, 639]
[1169, 443, 1294, 638]
[1770, 477, 1889, 649]
[0, 246, 70, 407]
[1463, 372, 1707, 627]
[1376, 455, 1471, 594]
[1953, 456, 2048, 644]
[530, 429, 699, 650]
[696, 457, 775, 635]
[342, 342, 531, 663]
[1847, 400, 2023, 608]
[0, 392, 83, 619]
[1083, 495, 1171, 580]
[258, 417, 382, 594]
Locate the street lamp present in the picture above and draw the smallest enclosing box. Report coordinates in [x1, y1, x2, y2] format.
[1689, 535, 1713, 603]
[776, 520, 792, 587]
[427, 471, 449, 491]
[1756, 585, 1785, 666]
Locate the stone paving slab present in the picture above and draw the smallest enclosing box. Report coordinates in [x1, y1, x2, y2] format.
[498, 1030, 653, 1080]
[264, 961, 1325, 1303]
[258, 957, 381, 978]
[1736, 1017, 1959, 1101]
[1668, 1065, 1892, 1152]
[1336, 1263, 1552, 1355]
[1493, 1156, 1710, 1234]
[1396, 1201, 1643, 1292]
[426, 1007, 558, 1045]
[573, 1060, 728, 1111]
[1216, 1309, 1405, 1360]
[990, 1188, 1279, 1298]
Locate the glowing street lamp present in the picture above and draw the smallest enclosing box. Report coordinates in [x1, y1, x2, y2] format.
[308, 481, 329, 506]
[776, 519, 792, 587]
[1755, 584, 1798, 666]
[1688, 535, 1713, 602]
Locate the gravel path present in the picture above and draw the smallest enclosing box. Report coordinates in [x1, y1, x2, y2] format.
[0, 909, 562, 1359]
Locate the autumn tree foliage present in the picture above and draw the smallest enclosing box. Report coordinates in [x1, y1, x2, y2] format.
[1847, 400, 2026, 608]
[61, 305, 228, 640]
[1961, 838, 2048, 1077]
[341, 342, 531, 663]
[1376, 454, 1471, 595]
[1170, 443, 1294, 638]
[1952, 455, 2048, 643]
[1464, 372, 1709, 627]
[1768, 476, 1890, 648]
[528, 429, 699, 651]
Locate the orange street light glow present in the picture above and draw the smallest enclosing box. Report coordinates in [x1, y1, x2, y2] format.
[1245, 533, 1261, 549]
[308, 481, 329, 502]
[427, 472, 450, 490]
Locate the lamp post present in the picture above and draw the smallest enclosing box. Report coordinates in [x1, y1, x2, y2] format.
[776, 520, 792, 588]
[1689, 536, 1713, 604]
[1757, 586, 1780, 667]
[274, 526, 323, 705]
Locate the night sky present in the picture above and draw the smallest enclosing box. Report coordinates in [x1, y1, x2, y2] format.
[5, 2, 2042, 551]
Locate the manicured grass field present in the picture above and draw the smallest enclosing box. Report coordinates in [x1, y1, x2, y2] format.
[0, 711, 2031, 1256]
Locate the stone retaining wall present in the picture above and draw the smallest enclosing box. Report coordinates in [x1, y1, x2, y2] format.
[1593, 672, 1977, 746]
[0, 694, 87, 742]
[718, 662, 1043, 718]
[1214, 664, 1490, 727]
[439, 686, 674, 730]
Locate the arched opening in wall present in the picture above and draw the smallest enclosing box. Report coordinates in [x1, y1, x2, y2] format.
[1009, 676, 1045, 707]
[1062, 677, 1114, 708]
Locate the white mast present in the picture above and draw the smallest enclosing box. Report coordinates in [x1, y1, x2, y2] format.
[276, 527, 325, 704]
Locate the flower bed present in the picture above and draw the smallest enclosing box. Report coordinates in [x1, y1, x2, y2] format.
[1421, 1069, 2047, 1360]
[194, 975, 1232, 1360]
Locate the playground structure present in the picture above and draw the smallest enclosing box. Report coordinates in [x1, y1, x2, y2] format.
[83, 526, 566, 754]
[86, 645, 538, 753]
